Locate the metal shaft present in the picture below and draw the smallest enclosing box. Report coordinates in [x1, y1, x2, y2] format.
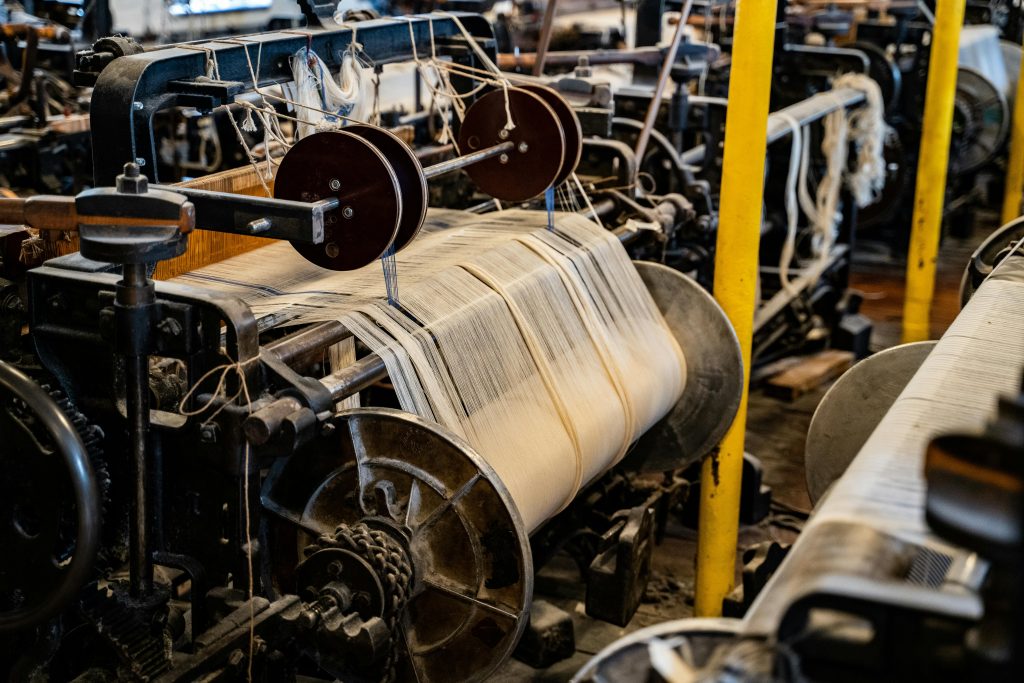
[422, 141, 515, 180]
[532, 0, 560, 76]
[119, 262, 155, 598]
[633, 0, 694, 167]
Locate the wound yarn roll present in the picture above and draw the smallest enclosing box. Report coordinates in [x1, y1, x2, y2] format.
[177, 210, 686, 530]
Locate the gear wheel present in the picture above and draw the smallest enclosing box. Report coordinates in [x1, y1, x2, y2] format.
[4, 381, 108, 563]
[300, 522, 414, 683]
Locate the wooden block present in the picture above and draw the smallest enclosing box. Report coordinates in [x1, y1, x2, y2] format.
[765, 349, 855, 401]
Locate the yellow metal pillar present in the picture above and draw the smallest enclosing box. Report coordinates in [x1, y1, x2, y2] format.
[901, 0, 967, 343]
[1001, 47, 1024, 225]
[695, 0, 778, 617]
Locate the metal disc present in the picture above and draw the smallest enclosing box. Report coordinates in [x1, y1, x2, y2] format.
[458, 88, 565, 202]
[960, 215, 1024, 307]
[520, 84, 583, 187]
[804, 341, 936, 505]
[953, 67, 1009, 174]
[620, 262, 744, 473]
[274, 131, 402, 270]
[575, 618, 744, 682]
[262, 408, 531, 683]
[343, 123, 428, 252]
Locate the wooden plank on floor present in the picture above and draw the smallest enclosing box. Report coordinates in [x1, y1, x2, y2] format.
[765, 349, 854, 401]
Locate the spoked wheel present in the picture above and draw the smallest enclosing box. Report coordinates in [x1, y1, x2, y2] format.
[262, 408, 532, 682]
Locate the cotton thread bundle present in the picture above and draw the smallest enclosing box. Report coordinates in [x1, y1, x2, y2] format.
[176, 210, 686, 530]
[775, 77, 889, 286]
[290, 45, 366, 139]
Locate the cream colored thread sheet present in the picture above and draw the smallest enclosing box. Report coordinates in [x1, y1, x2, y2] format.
[175, 210, 686, 530]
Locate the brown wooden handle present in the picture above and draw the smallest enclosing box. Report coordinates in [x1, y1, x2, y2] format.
[0, 196, 77, 231]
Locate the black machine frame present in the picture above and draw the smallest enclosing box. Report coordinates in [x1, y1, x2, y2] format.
[76, 12, 495, 185]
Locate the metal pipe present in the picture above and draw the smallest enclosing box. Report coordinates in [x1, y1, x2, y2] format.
[422, 141, 516, 180]
[120, 262, 154, 598]
[532, 0, 561, 77]
[265, 321, 352, 366]
[633, 0, 694, 167]
[679, 88, 865, 166]
[320, 354, 389, 400]
[695, 0, 779, 618]
[901, 0, 967, 343]
[1002, 47, 1024, 225]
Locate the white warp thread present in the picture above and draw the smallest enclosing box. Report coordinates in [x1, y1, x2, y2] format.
[175, 211, 686, 530]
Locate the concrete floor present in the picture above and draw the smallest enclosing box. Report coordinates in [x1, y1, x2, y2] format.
[493, 224, 982, 681]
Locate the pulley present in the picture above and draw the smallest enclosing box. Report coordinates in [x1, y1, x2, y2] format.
[273, 86, 582, 271]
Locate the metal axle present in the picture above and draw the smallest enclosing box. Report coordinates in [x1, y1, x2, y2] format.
[422, 141, 515, 180]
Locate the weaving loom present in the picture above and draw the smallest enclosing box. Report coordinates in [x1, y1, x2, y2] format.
[11, 194, 743, 680]
[0, 14, 746, 675]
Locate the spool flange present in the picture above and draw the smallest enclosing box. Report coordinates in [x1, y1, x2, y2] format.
[263, 408, 532, 682]
[458, 88, 566, 202]
[274, 130, 403, 270]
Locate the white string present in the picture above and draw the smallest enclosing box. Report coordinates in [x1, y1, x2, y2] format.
[777, 112, 804, 292]
[176, 356, 258, 680]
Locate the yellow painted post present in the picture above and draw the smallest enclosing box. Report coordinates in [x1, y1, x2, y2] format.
[695, 0, 778, 617]
[1001, 47, 1024, 225]
[901, 0, 967, 343]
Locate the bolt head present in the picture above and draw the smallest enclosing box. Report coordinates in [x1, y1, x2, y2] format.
[499, 129, 510, 140]
[499, 153, 509, 164]
[329, 178, 341, 191]
[342, 206, 354, 219]
[325, 243, 340, 258]
[518, 142, 529, 153]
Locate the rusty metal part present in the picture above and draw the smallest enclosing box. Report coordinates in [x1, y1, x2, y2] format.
[263, 408, 532, 683]
[343, 124, 428, 253]
[519, 84, 582, 186]
[274, 130, 402, 271]
[458, 88, 565, 202]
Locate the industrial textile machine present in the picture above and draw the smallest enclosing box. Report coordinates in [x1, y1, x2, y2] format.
[0, 12, 745, 682]
[574, 228, 1024, 681]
